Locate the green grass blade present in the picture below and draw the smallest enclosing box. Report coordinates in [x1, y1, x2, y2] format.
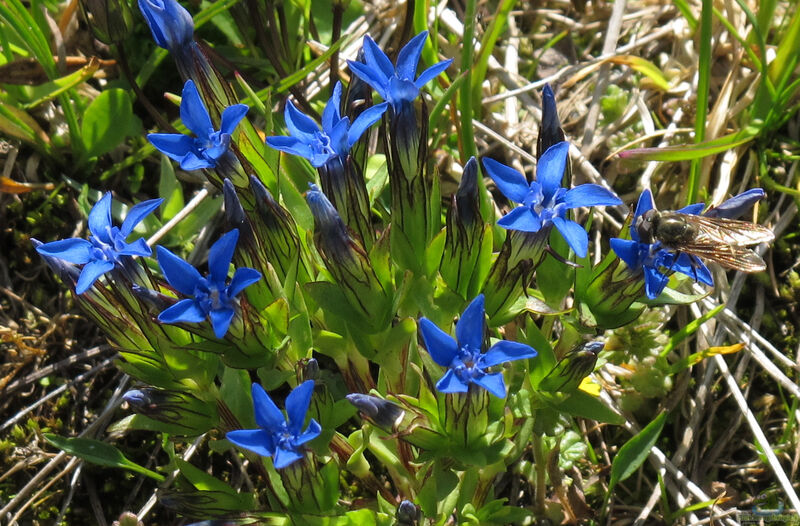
[687, 0, 713, 205]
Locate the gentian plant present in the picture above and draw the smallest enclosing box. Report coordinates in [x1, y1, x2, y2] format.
[484, 141, 622, 258]
[226, 381, 321, 469]
[35, 193, 162, 294]
[33, 23, 777, 526]
[148, 80, 249, 171]
[156, 229, 261, 338]
[419, 294, 538, 398]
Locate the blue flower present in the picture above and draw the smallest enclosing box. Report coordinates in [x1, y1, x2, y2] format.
[484, 141, 622, 258]
[610, 190, 712, 299]
[266, 82, 387, 168]
[226, 381, 321, 469]
[148, 80, 249, 170]
[138, 0, 194, 52]
[418, 295, 538, 398]
[347, 31, 453, 113]
[35, 193, 162, 294]
[156, 229, 261, 338]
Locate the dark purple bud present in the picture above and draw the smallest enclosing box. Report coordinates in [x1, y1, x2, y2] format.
[346, 393, 405, 430]
[537, 83, 566, 159]
[396, 499, 421, 525]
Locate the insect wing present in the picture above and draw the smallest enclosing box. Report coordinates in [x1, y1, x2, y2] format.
[677, 242, 767, 272]
[680, 214, 774, 246]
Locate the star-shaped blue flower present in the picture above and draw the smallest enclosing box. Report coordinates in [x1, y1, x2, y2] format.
[226, 381, 322, 469]
[156, 229, 261, 338]
[610, 190, 713, 299]
[266, 82, 387, 168]
[418, 295, 538, 398]
[35, 193, 162, 294]
[484, 141, 622, 258]
[148, 80, 249, 171]
[138, 0, 194, 53]
[347, 31, 453, 113]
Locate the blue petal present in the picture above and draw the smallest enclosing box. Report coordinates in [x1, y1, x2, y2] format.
[609, 238, 641, 270]
[266, 136, 316, 160]
[180, 152, 214, 170]
[203, 134, 230, 161]
[158, 298, 207, 323]
[156, 245, 203, 295]
[418, 318, 458, 367]
[347, 102, 387, 149]
[284, 100, 320, 143]
[497, 206, 542, 232]
[483, 157, 530, 203]
[273, 446, 303, 469]
[322, 82, 342, 133]
[677, 203, 704, 215]
[119, 198, 163, 239]
[117, 238, 152, 257]
[294, 419, 322, 446]
[148, 133, 194, 162]
[362, 34, 395, 80]
[180, 80, 214, 139]
[208, 229, 239, 283]
[388, 77, 419, 107]
[76, 259, 114, 294]
[220, 104, 249, 136]
[536, 141, 570, 202]
[228, 267, 261, 298]
[36, 238, 93, 264]
[327, 118, 350, 157]
[396, 31, 427, 80]
[88, 193, 113, 243]
[347, 60, 389, 101]
[482, 340, 537, 367]
[706, 188, 765, 219]
[414, 59, 453, 89]
[455, 294, 484, 354]
[634, 189, 655, 218]
[435, 369, 469, 393]
[251, 383, 285, 431]
[473, 372, 507, 398]
[226, 428, 275, 458]
[209, 307, 235, 338]
[285, 380, 315, 436]
[644, 266, 670, 299]
[552, 216, 588, 258]
[563, 184, 622, 208]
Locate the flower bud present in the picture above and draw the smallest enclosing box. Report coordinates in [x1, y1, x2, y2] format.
[346, 393, 443, 450]
[137, 0, 193, 53]
[441, 157, 485, 298]
[250, 175, 309, 284]
[123, 388, 218, 434]
[318, 155, 374, 251]
[537, 84, 566, 159]
[539, 341, 604, 393]
[306, 184, 390, 331]
[396, 500, 422, 526]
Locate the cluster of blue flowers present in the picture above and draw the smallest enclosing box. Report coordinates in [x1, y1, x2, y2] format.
[35, 0, 772, 483]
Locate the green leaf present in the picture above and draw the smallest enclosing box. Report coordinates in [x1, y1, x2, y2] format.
[81, 89, 135, 159]
[43, 434, 165, 481]
[551, 390, 625, 425]
[22, 58, 99, 109]
[608, 411, 667, 493]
